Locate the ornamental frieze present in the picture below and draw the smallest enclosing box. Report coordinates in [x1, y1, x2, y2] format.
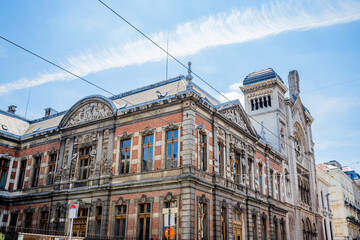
[65, 102, 112, 127]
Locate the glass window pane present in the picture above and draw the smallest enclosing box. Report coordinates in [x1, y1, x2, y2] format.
[127, 139, 131, 147]
[126, 159, 130, 173]
[143, 148, 148, 161]
[167, 144, 172, 158]
[139, 218, 144, 238]
[145, 217, 150, 239]
[140, 204, 145, 213]
[144, 136, 148, 144]
[174, 129, 178, 139]
[173, 142, 178, 159]
[150, 135, 154, 143]
[149, 147, 153, 160]
[167, 131, 172, 140]
[127, 150, 130, 160]
[146, 203, 151, 213]
[115, 219, 120, 236]
[121, 219, 126, 237]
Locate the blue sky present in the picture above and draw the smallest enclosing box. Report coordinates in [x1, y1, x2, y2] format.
[0, 0, 359, 171]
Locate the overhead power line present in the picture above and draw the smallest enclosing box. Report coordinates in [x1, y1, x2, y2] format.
[97, 0, 353, 188]
[0, 35, 115, 97]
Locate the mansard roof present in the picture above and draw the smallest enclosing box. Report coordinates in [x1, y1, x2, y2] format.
[0, 75, 221, 138]
[243, 68, 283, 86]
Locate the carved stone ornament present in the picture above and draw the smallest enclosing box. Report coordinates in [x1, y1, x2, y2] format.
[116, 197, 126, 205]
[261, 212, 267, 219]
[41, 204, 49, 212]
[49, 147, 58, 155]
[234, 202, 243, 212]
[198, 194, 208, 204]
[221, 199, 227, 208]
[0, 152, 10, 160]
[140, 126, 155, 136]
[65, 102, 112, 127]
[164, 121, 178, 131]
[33, 151, 42, 158]
[165, 192, 175, 201]
[247, 146, 254, 156]
[222, 108, 246, 128]
[197, 124, 206, 134]
[120, 131, 133, 140]
[139, 194, 150, 204]
[95, 198, 103, 207]
[24, 206, 34, 214]
[217, 127, 225, 138]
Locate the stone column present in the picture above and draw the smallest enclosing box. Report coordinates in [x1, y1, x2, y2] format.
[213, 126, 219, 174]
[182, 108, 196, 166]
[180, 182, 196, 239]
[225, 133, 230, 179]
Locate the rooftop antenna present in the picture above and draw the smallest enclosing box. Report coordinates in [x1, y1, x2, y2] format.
[25, 84, 32, 118]
[166, 32, 169, 80]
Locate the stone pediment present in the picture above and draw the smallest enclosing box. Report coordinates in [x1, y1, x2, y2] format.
[217, 100, 257, 137]
[59, 95, 116, 128]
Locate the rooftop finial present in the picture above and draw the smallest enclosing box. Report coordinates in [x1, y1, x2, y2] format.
[186, 61, 193, 90]
[260, 121, 266, 140]
[186, 62, 193, 81]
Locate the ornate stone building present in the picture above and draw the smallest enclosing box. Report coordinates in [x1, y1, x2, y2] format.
[0, 67, 320, 239]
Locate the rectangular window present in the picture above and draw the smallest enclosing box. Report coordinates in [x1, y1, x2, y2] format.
[24, 212, 33, 229]
[120, 139, 131, 174]
[199, 133, 207, 171]
[218, 143, 224, 176]
[259, 164, 263, 193]
[270, 170, 274, 197]
[47, 154, 57, 185]
[261, 218, 267, 240]
[280, 222, 286, 240]
[249, 160, 253, 188]
[234, 152, 240, 184]
[17, 160, 27, 189]
[32, 157, 41, 187]
[115, 205, 127, 239]
[40, 211, 49, 231]
[221, 208, 227, 240]
[252, 215, 257, 239]
[274, 220, 278, 240]
[95, 206, 102, 236]
[164, 201, 177, 240]
[9, 213, 18, 228]
[198, 203, 207, 240]
[166, 129, 178, 169]
[277, 175, 281, 201]
[0, 158, 9, 189]
[78, 147, 91, 180]
[138, 203, 151, 240]
[142, 135, 154, 172]
[233, 211, 243, 240]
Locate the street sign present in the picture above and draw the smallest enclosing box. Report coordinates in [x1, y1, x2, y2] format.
[162, 207, 178, 214]
[164, 227, 175, 239]
[68, 204, 78, 219]
[164, 213, 175, 227]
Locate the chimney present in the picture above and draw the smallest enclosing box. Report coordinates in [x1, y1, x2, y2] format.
[44, 107, 58, 117]
[288, 70, 300, 102]
[7, 105, 16, 114]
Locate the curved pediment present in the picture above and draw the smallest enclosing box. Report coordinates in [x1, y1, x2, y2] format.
[59, 95, 116, 128]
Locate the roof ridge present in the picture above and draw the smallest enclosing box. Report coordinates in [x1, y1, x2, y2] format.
[110, 75, 184, 100]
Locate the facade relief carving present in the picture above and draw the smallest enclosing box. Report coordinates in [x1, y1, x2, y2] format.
[101, 129, 111, 175]
[221, 108, 246, 128]
[65, 102, 112, 127]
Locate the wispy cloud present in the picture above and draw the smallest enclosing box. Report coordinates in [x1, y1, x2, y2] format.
[1, 0, 360, 94]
